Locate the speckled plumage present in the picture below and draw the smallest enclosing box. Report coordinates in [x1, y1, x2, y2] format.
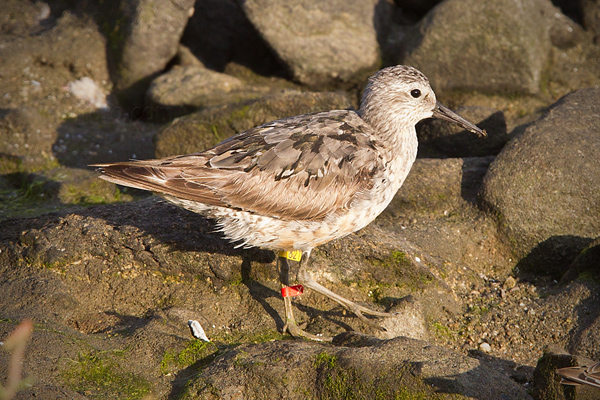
[93, 65, 485, 340]
[557, 362, 600, 388]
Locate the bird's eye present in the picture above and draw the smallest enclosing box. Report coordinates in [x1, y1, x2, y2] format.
[410, 89, 421, 98]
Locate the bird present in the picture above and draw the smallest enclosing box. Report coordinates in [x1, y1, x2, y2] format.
[557, 362, 600, 388]
[92, 65, 486, 341]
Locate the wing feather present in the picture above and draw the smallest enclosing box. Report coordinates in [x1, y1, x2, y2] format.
[93, 110, 384, 221]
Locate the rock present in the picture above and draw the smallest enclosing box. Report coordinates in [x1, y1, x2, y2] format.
[479, 342, 492, 353]
[111, 0, 196, 109]
[380, 156, 510, 276]
[306, 226, 459, 339]
[174, 43, 205, 68]
[561, 237, 600, 283]
[533, 345, 599, 400]
[181, 0, 284, 75]
[378, 295, 429, 340]
[547, 7, 586, 50]
[390, 157, 494, 218]
[154, 90, 353, 157]
[395, 0, 555, 94]
[582, 0, 600, 40]
[0, 108, 56, 168]
[146, 65, 271, 118]
[417, 106, 508, 157]
[480, 88, 600, 275]
[240, 0, 390, 87]
[183, 336, 532, 399]
[568, 311, 600, 364]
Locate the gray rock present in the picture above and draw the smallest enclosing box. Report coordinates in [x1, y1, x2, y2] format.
[154, 90, 353, 157]
[547, 6, 587, 50]
[112, 0, 195, 108]
[569, 311, 600, 365]
[240, 0, 390, 87]
[394, 0, 555, 94]
[174, 43, 205, 68]
[378, 295, 430, 340]
[0, 108, 55, 168]
[381, 157, 510, 276]
[183, 335, 532, 399]
[390, 157, 494, 217]
[480, 88, 600, 275]
[582, 0, 600, 40]
[417, 106, 508, 158]
[146, 65, 271, 117]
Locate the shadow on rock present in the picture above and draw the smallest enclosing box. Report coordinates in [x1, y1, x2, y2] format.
[515, 235, 594, 279]
[52, 110, 159, 170]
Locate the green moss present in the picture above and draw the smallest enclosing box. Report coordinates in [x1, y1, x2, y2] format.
[577, 270, 599, 283]
[367, 285, 385, 304]
[468, 305, 490, 315]
[209, 125, 223, 143]
[62, 182, 126, 206]
[161, 330, 287, 376]
[62, 351, 152, 400]
[314, 352, 338, 369]
[215, 329, 288, 346]
[160, 340, 217, 375]
[363, 250, 434, 293]
[430, 321, 454, 340]
[226, 105, 251, 124]
[314, 356, 462, 400]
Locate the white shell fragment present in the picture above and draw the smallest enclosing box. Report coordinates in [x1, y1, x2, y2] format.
[67, 77, 108, 109]
[188, 320, 210, 342]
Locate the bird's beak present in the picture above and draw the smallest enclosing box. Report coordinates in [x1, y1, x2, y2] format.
[432, 101, 487, 137]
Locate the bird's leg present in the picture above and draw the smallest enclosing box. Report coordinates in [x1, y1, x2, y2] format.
[296, 250, 397, 330]
[278, 254, 331, 342]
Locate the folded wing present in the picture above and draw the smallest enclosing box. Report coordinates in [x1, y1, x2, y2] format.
[93, 110, 384, 221]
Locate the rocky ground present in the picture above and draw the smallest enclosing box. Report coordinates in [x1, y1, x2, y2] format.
[1, 0, 599, 399]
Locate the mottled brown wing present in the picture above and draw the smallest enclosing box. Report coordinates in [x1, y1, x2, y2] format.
[94, 110, 384, 221]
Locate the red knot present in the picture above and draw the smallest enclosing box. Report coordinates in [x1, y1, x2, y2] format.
[557, 362, 600, 388]
[92, 65, 486, 341]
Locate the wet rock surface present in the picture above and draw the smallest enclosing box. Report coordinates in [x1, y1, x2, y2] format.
[185, 335, 531, 400]
[480, 88, 600, 276]
[1, 1, 600, 399]
[240, 0, 389, 88]
[111, 0, 196, 108]
[396, 0, 553, 94]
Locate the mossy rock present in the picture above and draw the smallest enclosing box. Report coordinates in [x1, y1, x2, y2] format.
[154, 90, 353, 157]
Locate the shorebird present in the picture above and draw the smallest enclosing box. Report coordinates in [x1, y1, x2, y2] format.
[93, 65, 486, 341]
[557, 362, 600, 388]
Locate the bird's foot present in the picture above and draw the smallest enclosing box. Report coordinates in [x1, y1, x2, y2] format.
[297, 271, 397, 329]
[282, 319, 332, 342]
[282, 295, 332, 342]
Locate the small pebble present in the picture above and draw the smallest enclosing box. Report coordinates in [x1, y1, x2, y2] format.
[479, 342, 491, 353]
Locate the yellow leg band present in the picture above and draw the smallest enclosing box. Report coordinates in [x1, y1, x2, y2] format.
[278, 250, 302, 262]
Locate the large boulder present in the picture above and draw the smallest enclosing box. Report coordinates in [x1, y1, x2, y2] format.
[182, 334, 532, 399]
[240, 0, 391, 87]
[154, 90, 353, 157]
[480, 88, 600, 275]
[112, 0, 195, 109]
[395, 0, 556, 94]
[146, 65, 272, 118]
